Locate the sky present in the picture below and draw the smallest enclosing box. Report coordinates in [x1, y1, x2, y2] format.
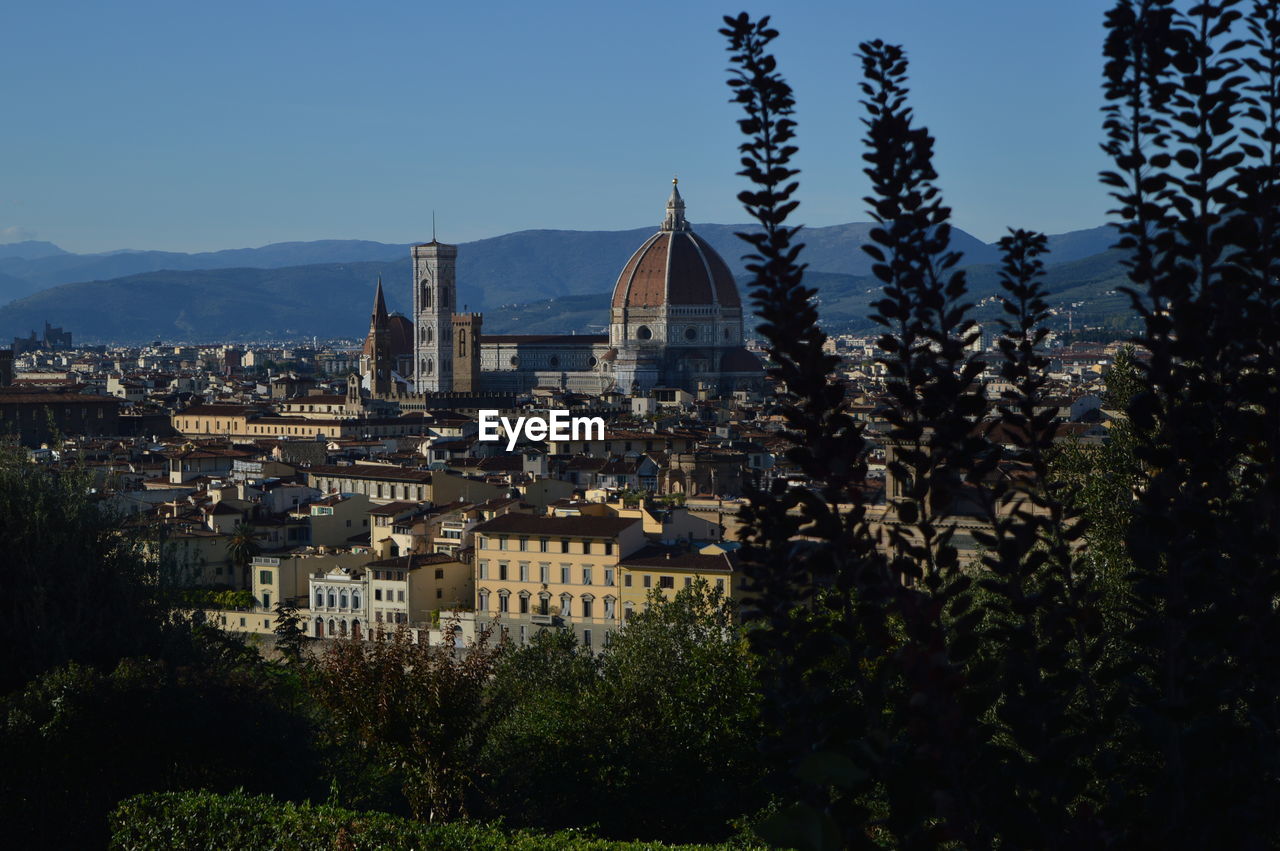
[1, 0, 1116, 254]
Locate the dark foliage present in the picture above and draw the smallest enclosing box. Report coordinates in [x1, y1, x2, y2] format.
[0, 448, 165, 693]
[723, 4, 1280, 848]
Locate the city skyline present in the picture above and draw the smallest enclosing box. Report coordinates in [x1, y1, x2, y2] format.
[5, 0, 1116, 254]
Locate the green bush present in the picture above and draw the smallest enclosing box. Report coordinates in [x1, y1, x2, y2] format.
[109, 790, 752, 850]
[181, 588, 254, 610]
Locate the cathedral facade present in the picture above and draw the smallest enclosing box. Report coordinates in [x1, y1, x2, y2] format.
[361, 180, 763, 401]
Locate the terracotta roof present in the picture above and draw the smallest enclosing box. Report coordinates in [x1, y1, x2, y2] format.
[176, 404, 254, 417]
[472, 513, 639, 537]
[366, 552, 458, 569]
[306, 465, 433, 482]
[611, 230, 741, 310]
[367, 500, 423, 516]
[0, 389, 120, 405]
[619, 547, 735, 572]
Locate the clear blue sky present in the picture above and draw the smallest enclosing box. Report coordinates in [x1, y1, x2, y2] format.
[2, 0, 1115, 254]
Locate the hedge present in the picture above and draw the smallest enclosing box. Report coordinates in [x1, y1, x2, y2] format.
[179, 589, 254, 610]
[109, 790, 754, 850]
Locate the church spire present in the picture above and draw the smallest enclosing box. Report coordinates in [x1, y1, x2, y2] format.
[371, 277, 389, 329]
[661, 176, 688, 231]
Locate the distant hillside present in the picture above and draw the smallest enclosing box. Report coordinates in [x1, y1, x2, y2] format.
[0, 240, 68, 261]
[0, 221, 1109, 312]
[0, 263, 407, 343]
[0, 226, 1132, 343]
[0, 239, 409, 304]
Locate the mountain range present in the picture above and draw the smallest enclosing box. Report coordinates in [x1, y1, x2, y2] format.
[0, 223, 1125, 343]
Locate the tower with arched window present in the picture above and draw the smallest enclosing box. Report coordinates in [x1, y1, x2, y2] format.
[412, 239, 456, 392]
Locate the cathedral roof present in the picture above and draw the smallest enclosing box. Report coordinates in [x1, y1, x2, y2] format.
[611, 180, 741, 311]
[362, 313, 414, 360]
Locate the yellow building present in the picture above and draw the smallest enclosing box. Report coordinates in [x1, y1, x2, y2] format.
[472, 513, 646, 649]
[616, 548, 737, 620]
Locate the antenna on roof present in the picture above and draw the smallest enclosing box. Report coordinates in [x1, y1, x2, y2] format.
[432, 211, 437, 243]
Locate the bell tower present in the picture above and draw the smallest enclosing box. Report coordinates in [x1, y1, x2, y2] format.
[451, 312, 482, 393]
[365, 278, 393, 397]
[412, 239, 456, 392]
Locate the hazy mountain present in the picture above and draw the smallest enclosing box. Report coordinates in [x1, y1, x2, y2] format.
[0, 221, 1098, 310]
[0, 244, 1133, 344]
[0, 239, 408, 304]
[0, 222, 1132, 343]
[1045, 226, 1118, 264]
[0, 240, 68, 261]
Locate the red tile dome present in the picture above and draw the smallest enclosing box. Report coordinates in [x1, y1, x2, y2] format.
[610, 181, 741, 310]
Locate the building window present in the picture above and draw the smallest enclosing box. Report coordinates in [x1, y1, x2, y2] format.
[498, 562, 509, 580]
[259, 569, 272, 585]
[328, 591, 336, 607]
[582, 566, 592, 585]
[375, 589, 382, 601]
[538, 593, 550, 615]
[624, 574, 632, 587]
[519, 562, 529, 582]
[479, 561, 488, 579]
[262, 593, 271, 610]
[539, 563, 550, 583]
[604, 597, 616, 619]
[478, 591, 489, 611]
[604, 541, 614, 556]
[435, 568, 444, 579]
[583, 629, 592, 648]
[315, 590, 323, 608]
[352, 591, 361, 608]
[436, 588, 443, 599]
[560, 594, 572, 616]
[636, 325, 652, 340]
[519, 537, 528, 551]
[643, 575, 651, 589]
[582, 598, 593, 618]
[716, 577, 726, 592]
[498, 592, 509, 613]
[604, 567, 614, 585]
[560, 539, 570, 553]
[499, 537, 509, 551]
[397, 590, 405, 602]
[519, 592, 530, 614]
[539, 538, 549, 552]
[340, 591, 348, 608]
[660, 576, 674, 589]
[685, 577, 693, 588]
[560, 564, 570, 584]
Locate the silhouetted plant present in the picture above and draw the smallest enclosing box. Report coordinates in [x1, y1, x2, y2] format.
[1101, 0, 1280, 844]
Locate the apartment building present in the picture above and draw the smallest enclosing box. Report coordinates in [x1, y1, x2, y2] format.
[365, 552, 473, 631]
[471, 513, 647, 649]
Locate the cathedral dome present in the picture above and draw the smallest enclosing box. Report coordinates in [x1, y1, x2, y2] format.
[611, 180, 741, 310]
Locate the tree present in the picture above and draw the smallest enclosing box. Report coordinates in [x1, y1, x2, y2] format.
[719, 3, 1280, 848]
[226, 520, 260, 590]
[0, 445, 164, 694]
[272, 601, 309, 666]
[1098, 0, 1280, 843]
[311, 626, 499, 822]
